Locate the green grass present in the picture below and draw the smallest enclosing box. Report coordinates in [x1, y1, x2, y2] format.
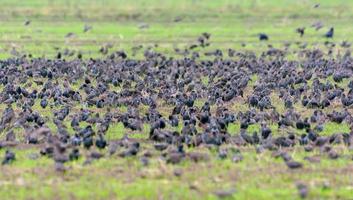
[0, 146, 352, 200]
[0, 0, 352, 58]
[0, 0, 353, 199]
[322, 122, 350, 135]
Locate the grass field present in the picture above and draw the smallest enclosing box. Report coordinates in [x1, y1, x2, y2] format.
[0, 0, 352, 58]
[0, 1, 353, 200]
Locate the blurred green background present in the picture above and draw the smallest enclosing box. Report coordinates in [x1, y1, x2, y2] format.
[0, 0, 351, 58]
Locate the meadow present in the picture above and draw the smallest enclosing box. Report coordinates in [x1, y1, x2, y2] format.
[0, 1, 352, 200]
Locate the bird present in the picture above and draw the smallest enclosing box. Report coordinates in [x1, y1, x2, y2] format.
[258, 33, 269, 41]
[5, 130, 16, 142]
[324, 27, 334, 38]
[65, 32, 75, 38]
[313, 3, 320, 8]
[213, 189, 236, 198]
[311, 21, 323, 31]
[2, 150, 15, 165]
[296, 183, 309, 199]
[218, 149, 228, 159]
[138, 23, 149, 29]
[154, 143, 168, 151]
[40, 98, 48, 108]
[95, 134, 107, 149]
[69, 149, 80, 161]
[340, 41, 351, 48]
[286, 160, 303, 169]
[83, 24, 92, 33]
[296, 27, 305, 37]
[232, 154, 243, 163]
[24, 20, 31, 26]
[83, 136, 93, 149]
[261, 125, 272, 139]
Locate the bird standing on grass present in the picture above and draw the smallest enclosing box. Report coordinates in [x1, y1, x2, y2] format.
[324, 27, 334, 38]
[296, 27, 305, 37]
[258, 33, 269, 41]
[2, 150, 15, 165]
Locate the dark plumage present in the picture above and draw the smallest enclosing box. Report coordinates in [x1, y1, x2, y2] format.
[83, 136, 93, 149]
[324, 27, 334, 38]
[296, 27, 305, 37]
[258, 33, 269, 41]
[2, 150, 15, 165]
[286, 160, 303, 169]
[95, 135, 107, 149]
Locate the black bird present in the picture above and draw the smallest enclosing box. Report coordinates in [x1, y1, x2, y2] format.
[299, 134, 309, 145]
[286, 160, 303, 169]
[95, 134, 107, 149]
[2, 150, 15, 165]
[248, 95, 259, 107]
[308, 130, 318, 142]
[154, 143, 168, 151]
[71, 134, 82, 146]
[40, 98, 48, 109]
[69, 149, 80, 161]
[240, 131, 253, 144]
[258, 33, 269, 41]
[296, 27, 305, 37]
[324, 27, 334, 38]
[261, 125, 272, 139]
[252, 132, 260, 144]
[168, 115, 179, 127]
[83, 136, 93, 149]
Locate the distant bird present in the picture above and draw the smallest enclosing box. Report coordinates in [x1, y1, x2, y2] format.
[324, 27, 334, 38]
[154, 143, 168, 151]
[340, 41, 351, 48]
[213, 189, 236, 198]
[69, 149, 80, 161]
[138, 23, 149, 29]
[296, 183, 309, 199]
[40, 98, 48, 108]
[258, 33, 269, 41]
[296, 27, 305, 37]
[313, 3, 320, 8]
[55, 162, 67, 172]
[56, 52, 62, 59]
[83, 136, 93, 149]
[261, 125, 272, 139]
[140, 156, 149, 166]
[83, 24, 92, 33]
[5, 130, 15, 141]
[174, 16, 183, 22]
[286, 160, 303, 169]
[65, 32, 75, 38]
[24, 20, 31, 26]
[328, 150, 339, 159]
[90, 151, 104, 159]
[95, 134, 107, 149]
[2, 150, 15, 165]
[232, 154, 244, 163]
[311, 21, 323, 31]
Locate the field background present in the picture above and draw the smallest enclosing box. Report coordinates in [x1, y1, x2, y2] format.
[0, 0, 352, 58]
[0, 0, 352, 200]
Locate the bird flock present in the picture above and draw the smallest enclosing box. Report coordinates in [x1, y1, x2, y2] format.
[0, 20, 352, 199]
